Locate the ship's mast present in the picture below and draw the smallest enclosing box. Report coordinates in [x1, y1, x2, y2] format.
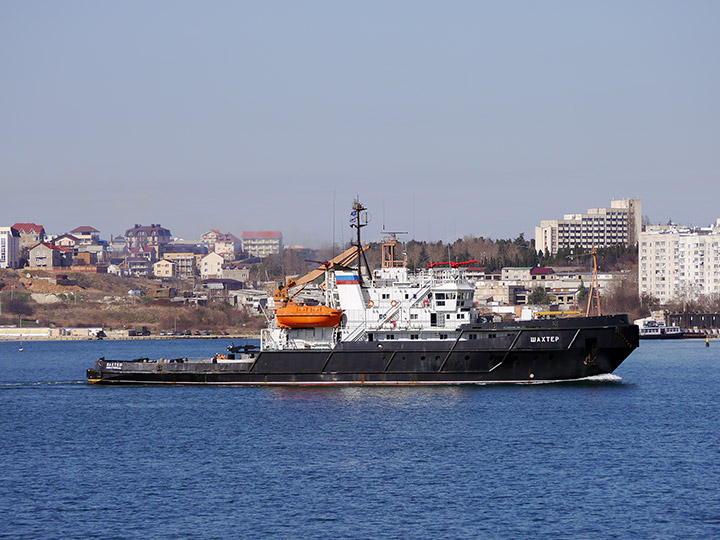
[350, 198, 373, 286]
[585, 245, 602, 317]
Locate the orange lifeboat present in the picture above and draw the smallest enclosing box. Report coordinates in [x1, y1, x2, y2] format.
[276, 302, 343, 329]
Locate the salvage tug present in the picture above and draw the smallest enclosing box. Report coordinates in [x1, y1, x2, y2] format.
[87, 200, 638, 386]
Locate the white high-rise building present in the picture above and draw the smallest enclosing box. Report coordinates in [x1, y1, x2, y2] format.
[638, 220, 720, 303]
[0, 226, 20, 268]
[535, 199, 641, 255]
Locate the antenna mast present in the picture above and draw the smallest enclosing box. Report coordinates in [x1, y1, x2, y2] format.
[350, 198, 373, 286]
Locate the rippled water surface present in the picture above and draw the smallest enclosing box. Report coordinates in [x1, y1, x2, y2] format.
[1, 338, 719, 539]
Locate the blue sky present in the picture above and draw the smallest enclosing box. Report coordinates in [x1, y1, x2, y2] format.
[2, 1, 719, 246]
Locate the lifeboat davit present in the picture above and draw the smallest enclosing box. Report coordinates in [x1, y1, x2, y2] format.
[276, 302, 343, 329]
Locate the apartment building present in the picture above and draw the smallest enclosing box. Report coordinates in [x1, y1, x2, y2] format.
[535, 199, 641, 256]
[241, 231, 283, 258]
[125, 224, 172, 251]
[0, 226, 20, 268]
[162, 252, 197, 278]
[638, 220, 720, 303]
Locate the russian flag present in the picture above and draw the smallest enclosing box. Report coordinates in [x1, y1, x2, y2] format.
[336, 275, 359, 285]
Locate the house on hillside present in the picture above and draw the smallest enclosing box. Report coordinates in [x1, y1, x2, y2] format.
[128, 245, 156, 262]
[107, 263, 125, 277]
[12, 223, 46, 250]
[162, 243, 208, 278]
[200, 252, 224, 280]
[125, 258, 151, 277]
[153, 259, 177, 279]
[530, 267, 555, 281]
[221, 263, 250, 282]
[70, 226, 100, 245]
[215, 233, 241, 259]
[202, 230, 241, 258]
[53, 234, 80, 250]
[108, 235, 127, 255]
[201, 230, 222, 249]
[29, 242, 72, 269]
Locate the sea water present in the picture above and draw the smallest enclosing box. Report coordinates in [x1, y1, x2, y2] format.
[1, 339, 718, 539]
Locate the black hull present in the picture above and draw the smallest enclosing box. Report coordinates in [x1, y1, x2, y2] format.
[87, 316, 639, 386]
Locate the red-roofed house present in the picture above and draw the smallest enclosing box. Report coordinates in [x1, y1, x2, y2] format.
[28, 242, 72, 269]
[530, 267, 555, 281]
[202, 230, 241, 258]
[215, 233, 241, 258]
[241, 231, 282, 258]
[70, 226, 100, 245]
[201, 230, 222, 246]
[12, 223, 46, 250]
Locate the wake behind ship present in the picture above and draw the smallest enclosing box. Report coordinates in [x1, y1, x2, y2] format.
[87, 200, 638, 386]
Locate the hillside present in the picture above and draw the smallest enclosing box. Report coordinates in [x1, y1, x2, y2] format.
[0, 269, 264, 335]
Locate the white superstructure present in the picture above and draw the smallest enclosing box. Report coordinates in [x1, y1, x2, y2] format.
[261, 233, 481, 351]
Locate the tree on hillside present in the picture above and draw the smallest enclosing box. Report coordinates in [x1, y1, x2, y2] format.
[2, 295, 34, 317]
[527, 287, 554, 305]
[576, 283, 588, 305]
